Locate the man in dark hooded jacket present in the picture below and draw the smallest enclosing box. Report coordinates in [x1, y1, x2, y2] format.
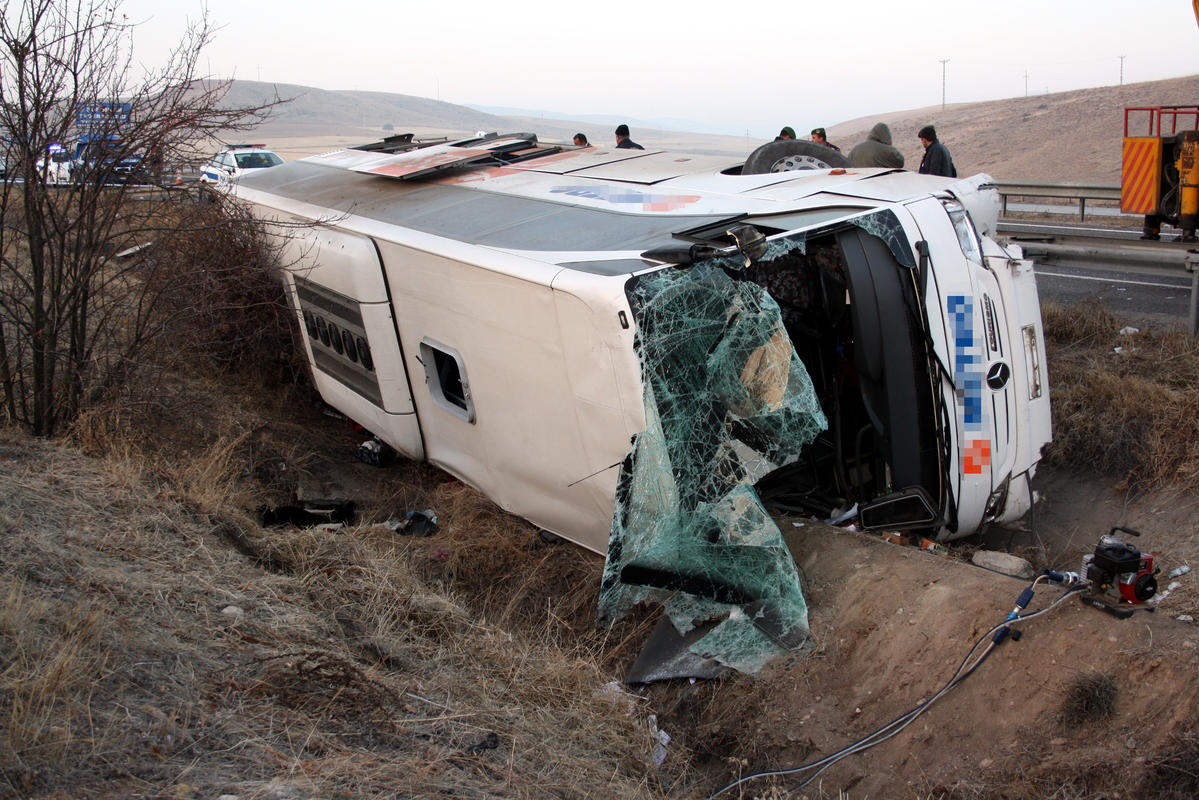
[848, 122, 904, 168]
[917, 124, 956, 177]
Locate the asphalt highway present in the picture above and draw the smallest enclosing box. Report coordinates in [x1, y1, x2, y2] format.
[999, 220, 1196, 327]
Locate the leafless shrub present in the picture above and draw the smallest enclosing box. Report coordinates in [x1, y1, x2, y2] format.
[0, 0, 285, 436]
[144, 199, 300, 380]
[1059, 672, 1118, 726]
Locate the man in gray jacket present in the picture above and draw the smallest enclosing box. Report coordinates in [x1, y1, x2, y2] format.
[848, 122, 905, 169]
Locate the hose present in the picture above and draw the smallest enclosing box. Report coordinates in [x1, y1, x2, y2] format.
[708, 581, 1084, 799]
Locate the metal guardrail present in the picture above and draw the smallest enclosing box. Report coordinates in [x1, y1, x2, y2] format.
[993, 181, 1122, 221]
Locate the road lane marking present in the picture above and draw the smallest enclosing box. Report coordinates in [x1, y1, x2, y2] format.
[1035, 270, 1187, 290]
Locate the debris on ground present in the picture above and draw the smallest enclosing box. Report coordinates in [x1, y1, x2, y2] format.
[972, 549, 1036, 579]
[385, 509, 438, 536]
[259, 499, 356, 528]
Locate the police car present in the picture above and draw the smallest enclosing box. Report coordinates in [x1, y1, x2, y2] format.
[200, 145, 283, 184]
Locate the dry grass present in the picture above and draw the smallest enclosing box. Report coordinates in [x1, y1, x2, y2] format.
[0, 582, 108, 777]
[0, 420, 685, 799]
[1041, 299, 1199, 492]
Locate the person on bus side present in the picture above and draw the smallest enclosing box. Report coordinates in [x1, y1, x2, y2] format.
[614, 124, 644, 150]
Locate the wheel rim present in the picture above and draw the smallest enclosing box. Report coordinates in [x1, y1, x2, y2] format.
[770, 154, 833, 171]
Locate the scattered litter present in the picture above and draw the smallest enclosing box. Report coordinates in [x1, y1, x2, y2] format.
[1119, 326, 1140, 335]
[827, 504, 859, 525]
[466, 732, 499, 755]
[879, 531, 905, 545]
[791, 521, 805, 527]
[355, 436, 396, 467]
[647, 715, 671, 767]
[1113, 346, 1125, 354]
[1178, 615, 1194, 623]
[260, 500, 355, 528]
[595, 680, 638, 714]
[920, 537, 950, 556]
[1168, 565, 1192, 578]
[385, 509, 438, 536]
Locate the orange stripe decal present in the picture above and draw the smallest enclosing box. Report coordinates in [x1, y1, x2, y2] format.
[1122, 138, 1161, 214]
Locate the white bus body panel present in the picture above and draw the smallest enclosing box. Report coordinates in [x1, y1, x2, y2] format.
[235, 138, 1052, 549]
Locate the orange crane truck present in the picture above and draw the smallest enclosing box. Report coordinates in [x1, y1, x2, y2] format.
[1122, 105, 1199, 241]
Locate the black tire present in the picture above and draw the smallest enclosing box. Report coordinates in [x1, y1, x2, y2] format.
[743, 140, 851, 174]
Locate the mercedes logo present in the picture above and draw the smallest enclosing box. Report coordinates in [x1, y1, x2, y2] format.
[986, 361, 1011, 390]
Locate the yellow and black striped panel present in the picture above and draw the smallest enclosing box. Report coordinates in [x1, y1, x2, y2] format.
[1121, 137, 1162, 215]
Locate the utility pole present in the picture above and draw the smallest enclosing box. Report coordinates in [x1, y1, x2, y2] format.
[939, 59, 949, 111]
[1024, 70, 1029, 98]
[1119, 55, 1125, 85]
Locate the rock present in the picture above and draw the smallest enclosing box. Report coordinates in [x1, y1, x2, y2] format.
[221, 605, 245, 622]
[971, 550, 1035, 579]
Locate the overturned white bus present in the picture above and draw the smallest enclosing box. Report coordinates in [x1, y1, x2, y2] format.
[231, 132, 1050, 555]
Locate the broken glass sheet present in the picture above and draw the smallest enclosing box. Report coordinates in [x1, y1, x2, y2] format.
[853, 209, 915, 268]
[599, 252, 827, 676]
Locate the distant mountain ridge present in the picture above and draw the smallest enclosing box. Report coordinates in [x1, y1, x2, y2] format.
[223, 75, 1199, 183]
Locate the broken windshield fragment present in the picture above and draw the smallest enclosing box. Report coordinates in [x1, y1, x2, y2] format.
[599, 257, 827, 678]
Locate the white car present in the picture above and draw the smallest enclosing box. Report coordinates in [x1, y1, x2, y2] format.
[200, 146, 283, 185]
[36, 145, 74, 184]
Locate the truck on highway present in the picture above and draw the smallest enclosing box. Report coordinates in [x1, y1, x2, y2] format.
[230, 132, 1052, 555]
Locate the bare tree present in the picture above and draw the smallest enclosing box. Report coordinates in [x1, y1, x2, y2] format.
[0, 0, 282, 435]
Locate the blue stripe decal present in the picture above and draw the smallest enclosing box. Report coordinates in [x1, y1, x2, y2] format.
[948, 295, 985, 432]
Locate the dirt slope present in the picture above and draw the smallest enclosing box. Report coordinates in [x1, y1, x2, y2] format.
[3, 401, 1199, 798]
[687, 520, 1199, 797]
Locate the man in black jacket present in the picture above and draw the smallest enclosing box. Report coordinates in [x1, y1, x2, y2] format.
[615, 124, 644, 150]
[917, 125, 956, 177]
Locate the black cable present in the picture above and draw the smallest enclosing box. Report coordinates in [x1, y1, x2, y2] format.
[708, 585, 1084, 799]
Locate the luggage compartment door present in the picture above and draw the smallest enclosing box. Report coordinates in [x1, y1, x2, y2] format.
[282, 226, 424, 460]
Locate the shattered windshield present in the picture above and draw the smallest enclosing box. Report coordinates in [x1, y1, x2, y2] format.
[599, 248, 828, 675]
[852, 208, 915, 267]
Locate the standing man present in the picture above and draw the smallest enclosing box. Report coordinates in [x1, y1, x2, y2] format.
[810, 127, 840, 152]
[615, 124, 644, 150]
[917, 125, 956, 177]
[848, 122, 904, 169]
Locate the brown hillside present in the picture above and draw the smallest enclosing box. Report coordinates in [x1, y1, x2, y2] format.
[829, 74, 1199, 183]
[230, 74, 1199, 183]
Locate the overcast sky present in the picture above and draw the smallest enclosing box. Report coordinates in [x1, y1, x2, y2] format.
[124, 0, 1199, 138]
